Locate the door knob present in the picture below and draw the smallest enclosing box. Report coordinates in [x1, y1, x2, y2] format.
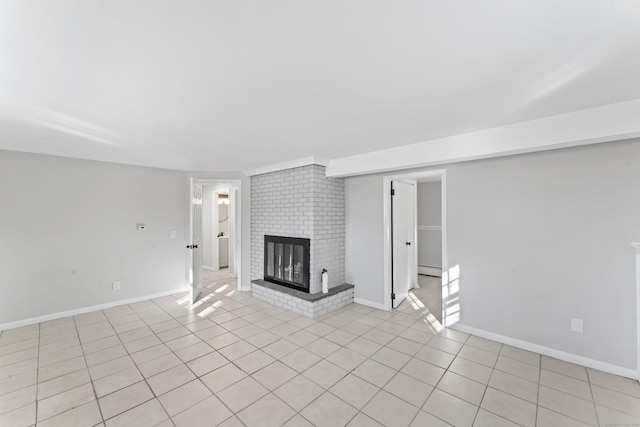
[406, 241, 411, 246]
[186, 244, 199, 249]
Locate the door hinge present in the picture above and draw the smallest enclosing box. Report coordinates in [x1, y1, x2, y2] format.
[391, 189, 395, 196]
[391, 292, 396, 300]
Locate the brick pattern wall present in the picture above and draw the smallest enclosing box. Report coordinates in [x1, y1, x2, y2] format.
[251, 164, 345, 294]
[311, 165, 346, 293]
[251, 284, 354, 318]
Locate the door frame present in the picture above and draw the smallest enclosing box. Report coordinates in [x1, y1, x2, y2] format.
[383, 170, 447, 317]
[189, 182, 203, 304]
[189, 178, 243, 290]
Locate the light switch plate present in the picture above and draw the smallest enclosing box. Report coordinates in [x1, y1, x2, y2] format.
[571, 318, 583, 333]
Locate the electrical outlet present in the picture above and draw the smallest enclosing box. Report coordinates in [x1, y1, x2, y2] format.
[112, 281, 121, 290]
[170, 230, 176, 239]
[571, 318, 583, 333]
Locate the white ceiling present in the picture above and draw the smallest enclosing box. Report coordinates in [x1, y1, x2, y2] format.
[1, 1, 639, 172]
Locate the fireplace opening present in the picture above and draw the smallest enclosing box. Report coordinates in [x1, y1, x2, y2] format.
[264, 235, 310, 292]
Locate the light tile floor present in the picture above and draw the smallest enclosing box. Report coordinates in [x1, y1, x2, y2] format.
[1, 269, 639, 426]
[399, 275, 443, 324]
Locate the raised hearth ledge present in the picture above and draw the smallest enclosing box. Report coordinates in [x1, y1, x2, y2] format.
[251, 280, 354, 318]
[252, 280, 353, 301]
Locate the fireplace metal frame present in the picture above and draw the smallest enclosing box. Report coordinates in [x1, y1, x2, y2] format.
[263, 235, 310, 292]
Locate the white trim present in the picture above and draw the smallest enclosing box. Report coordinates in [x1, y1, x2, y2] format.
[450, 323, 637, 380]
[441, 174, 448, 326]
[383, 178, 392, 311]
[234, 182, 242, 291]
[188, 178, 197, 304]
[418, 225, 442, 232]
[244, 156, 329, 177]
[632, 242, 640, 381]
[418, 266, 442, 277]
[228, 187, 237, 278]
[202, 265, 216, 272]
[0, 288, 189, 332]
[326, 98, 640, 178]
[354, 298, 387, 311]
[212, 192, 220, 271]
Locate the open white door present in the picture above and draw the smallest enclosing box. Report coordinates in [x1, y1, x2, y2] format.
[189, 184, 203, 304]
[392, 180, 416, 308]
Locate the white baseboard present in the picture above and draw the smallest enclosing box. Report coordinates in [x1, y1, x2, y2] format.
[418, 266, 442, 277]
[202, 265, 216, 272]
[354, 298, 387, 311]
[450, 323, 638, 381]
[0, 287, 190, 332]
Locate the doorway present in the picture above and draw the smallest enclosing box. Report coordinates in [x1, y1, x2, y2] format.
[189, 178, 243, 303]
[200, 184, 235, 275]
[383, 170, 447, 325]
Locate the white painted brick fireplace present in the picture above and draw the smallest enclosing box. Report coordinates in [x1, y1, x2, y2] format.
[250, 164, 345, 295]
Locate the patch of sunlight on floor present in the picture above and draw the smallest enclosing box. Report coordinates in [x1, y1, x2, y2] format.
[188, 300, 204, 310]
[198, 306, 216, 317]
[402, 276, 444, 333]
[176, 296, 190, 305]
[422, 312, 444, 333]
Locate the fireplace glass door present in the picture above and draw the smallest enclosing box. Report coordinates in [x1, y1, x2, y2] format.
[264, 236, 310, 292]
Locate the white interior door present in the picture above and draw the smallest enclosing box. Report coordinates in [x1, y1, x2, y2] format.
[392, 180, 416, 308]
[189, 184, 203, 304]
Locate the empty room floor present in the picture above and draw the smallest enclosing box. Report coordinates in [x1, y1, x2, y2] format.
[396, 274, 443, 324]
[1, 269, 639, 427]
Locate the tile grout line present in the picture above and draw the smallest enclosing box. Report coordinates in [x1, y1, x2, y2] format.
[35, 321, 41, 425]
[143, 283, 234, 423]
[100, 304, 163, 425]
[586, 368, 602, 427]
[67, 313, 101, 426]
[535, 351, 541, 427]
[5, 269, 640, 427]
[147, 278, 272, 424]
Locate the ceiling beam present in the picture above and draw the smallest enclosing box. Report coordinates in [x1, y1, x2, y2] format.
[325, 98, 640, 178]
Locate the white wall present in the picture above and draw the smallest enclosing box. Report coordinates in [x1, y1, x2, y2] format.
[0, 150, 188, 326]
[345, 174, 385, 305]
[201, 186, 215, 269]
[345, 139, 640, 371]
[219, 203, 229, 236]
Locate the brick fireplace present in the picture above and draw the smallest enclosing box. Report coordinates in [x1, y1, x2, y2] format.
[250, 164, 352, 317]
[263, 235, 310, 292]
[251, 164, 345, 293]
